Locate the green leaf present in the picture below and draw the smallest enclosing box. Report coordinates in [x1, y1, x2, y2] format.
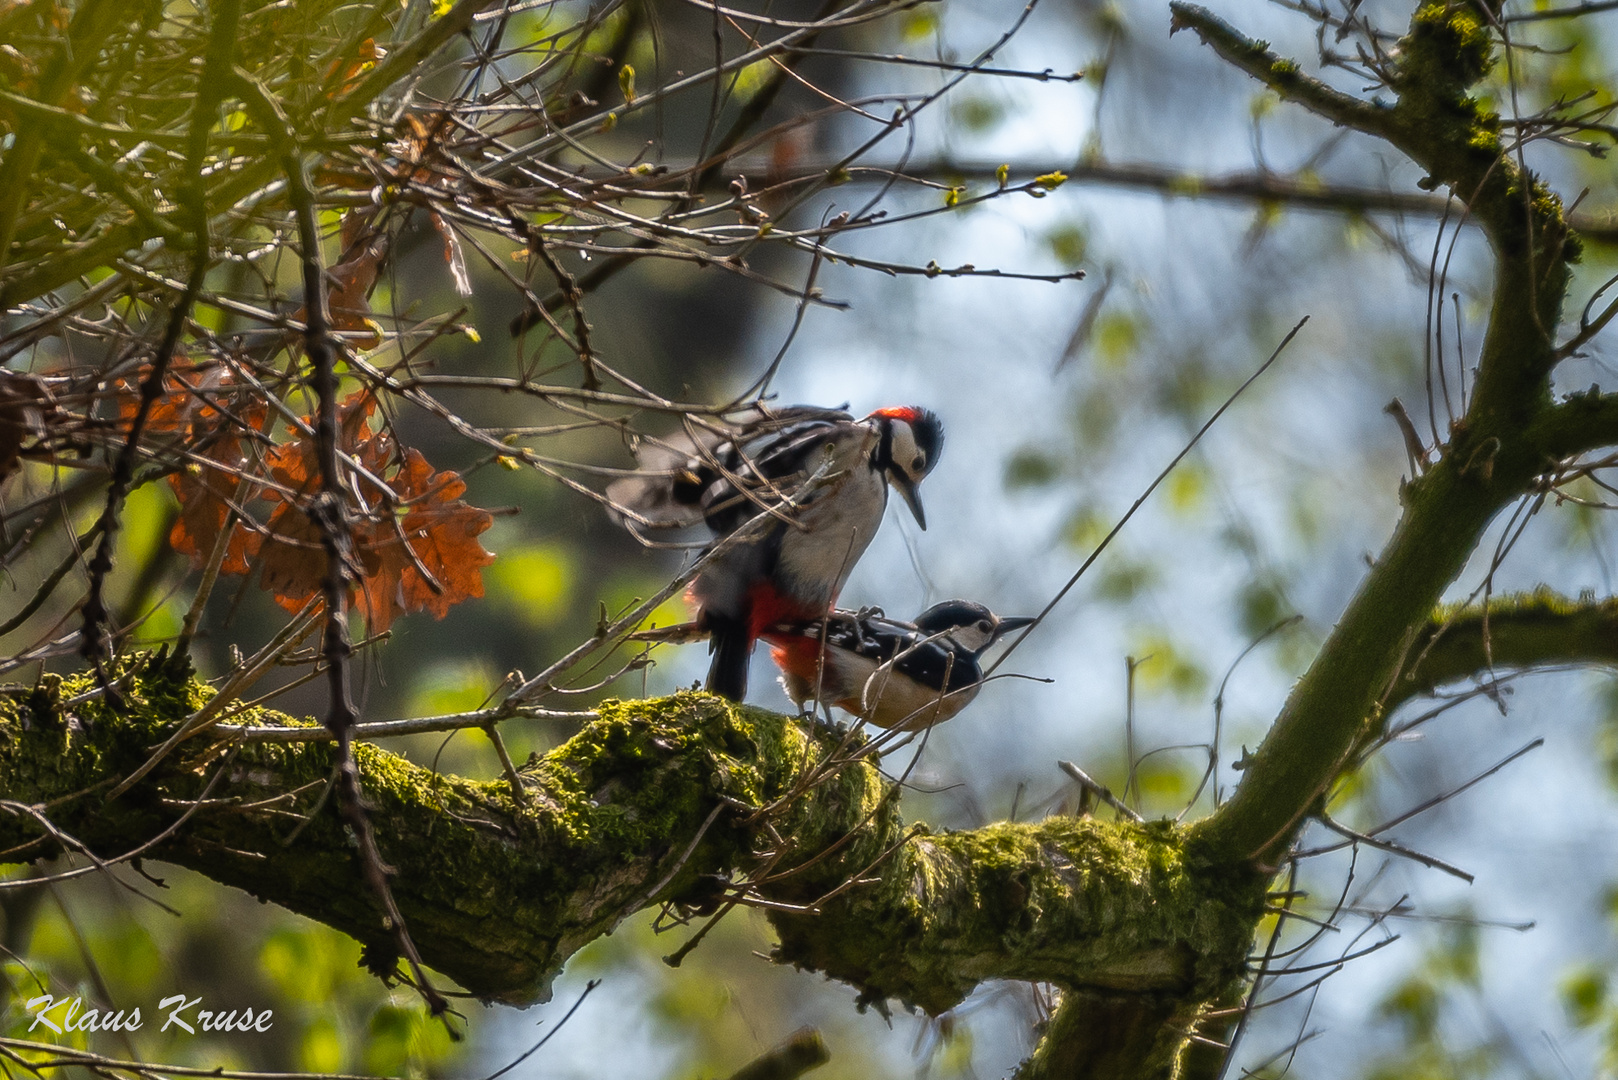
[1045, 223, 1088, 268]
[1562, 965, 1607, 1027]
[732, 58, 775, 102]
[1094, 311, 1139, 368]
[406, 658, 501, 717]
[1005, 448, 1061, 489]
[901, 9, 938, 40]
[300, 1015, 346, 1074]
[488, 542, 575, 627]
[1166, 463, 1206, 514]
[1128, 635, 1207, 698]
[1095, 561, 1157, 602]
[951, 97, 1002, 132]
[1237, 581, 1288, 638]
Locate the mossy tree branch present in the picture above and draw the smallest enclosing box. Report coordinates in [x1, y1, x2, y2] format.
[0, 667, 1263, 1040]
[1386, 589, 1618, 714]
[1529, 390, 1618, 459]
[5, 601, 1617, 1079]
[1169, 2, 1578, 875]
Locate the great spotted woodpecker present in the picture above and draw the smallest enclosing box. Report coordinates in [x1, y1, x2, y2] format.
[764, 600, 1033, 730]
[607, 404, 943, 701]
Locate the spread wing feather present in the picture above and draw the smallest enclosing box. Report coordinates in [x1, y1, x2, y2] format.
[607, 405, 855, 533]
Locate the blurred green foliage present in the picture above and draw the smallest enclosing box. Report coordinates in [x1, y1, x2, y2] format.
[2, 869, 470, 1075]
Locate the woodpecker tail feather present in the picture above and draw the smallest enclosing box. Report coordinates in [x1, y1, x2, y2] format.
[705, 616, 752, 701]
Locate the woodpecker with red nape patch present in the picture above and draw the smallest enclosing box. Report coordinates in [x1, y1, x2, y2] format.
[764, 600, 1034, 730]
[607, 404, 942, 701]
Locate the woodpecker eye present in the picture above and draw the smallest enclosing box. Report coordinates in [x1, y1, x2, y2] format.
[977, 619, 993, 633]
[911, 455, 925, 473]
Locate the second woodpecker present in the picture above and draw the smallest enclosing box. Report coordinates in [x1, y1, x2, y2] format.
[765, 601, 1034, 730]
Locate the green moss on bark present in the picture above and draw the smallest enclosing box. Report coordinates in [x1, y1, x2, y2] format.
[0, 676, 796, 1003]
[0, 666, 1267, 1032]
[1397, 3, 1496, 93]
[771, 817, 1263, 1016]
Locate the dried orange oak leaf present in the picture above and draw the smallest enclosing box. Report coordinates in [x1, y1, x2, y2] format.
[168, 403, 266, 576]
[115, 362, 264, 574]
[324, 36, 379, 98]
[117, 359, 232, 433]
[254, 393, 388, 613]
[352, 448, 495, 632]
[252, 393, 495, 631]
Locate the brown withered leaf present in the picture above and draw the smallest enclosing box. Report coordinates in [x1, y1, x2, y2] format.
[353, 448, 495, 631]
[254, 489, 331, 612]
[113, 362, 267, 572]
[117, 360, 226, 434]
[324, 37, 380, 97]
[250, 393, 494, 631]
[166, 400, 267, 576]
[254, 394, 390, 614]
[323, 212, 388, 349]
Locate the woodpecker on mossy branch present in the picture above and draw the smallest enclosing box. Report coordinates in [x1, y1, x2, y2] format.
[763, 600, 1033, 731]
[607, 404, 943, 702]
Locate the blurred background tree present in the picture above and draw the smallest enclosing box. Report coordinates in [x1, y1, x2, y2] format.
[5, 0, 1618, 1075]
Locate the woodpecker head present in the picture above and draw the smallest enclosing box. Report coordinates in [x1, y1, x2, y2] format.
[912, 601, 1034, 655]
[867, 406, 943, 529]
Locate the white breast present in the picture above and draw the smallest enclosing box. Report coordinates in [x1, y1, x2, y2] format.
[861, 671, 977, 731]
[783, 646, 980, 731]
[773, 428, 887, 607]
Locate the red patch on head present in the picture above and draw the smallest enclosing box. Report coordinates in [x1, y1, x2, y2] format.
[870, 406, 920, 424]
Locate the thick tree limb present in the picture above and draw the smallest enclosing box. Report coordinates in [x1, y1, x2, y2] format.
[1529, 389, 1618, 460]
[1176, 1, 1574, 869]
[1020, 6, 1589, 1074]
[0, 666, 1262, 1035]
[1387, 590, 1618, 713]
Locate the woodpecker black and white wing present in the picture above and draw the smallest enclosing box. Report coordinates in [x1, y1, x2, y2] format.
[605, 443, 702, 530]
[606, 406, 855, 532]
[605, 417, 740, 530]
[695, 408, 859, 535]
[769, 610, 985, 726]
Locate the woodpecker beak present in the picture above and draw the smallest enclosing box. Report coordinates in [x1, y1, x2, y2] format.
[890, 472, 927, 529]
[993, 616, 1036, 639]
